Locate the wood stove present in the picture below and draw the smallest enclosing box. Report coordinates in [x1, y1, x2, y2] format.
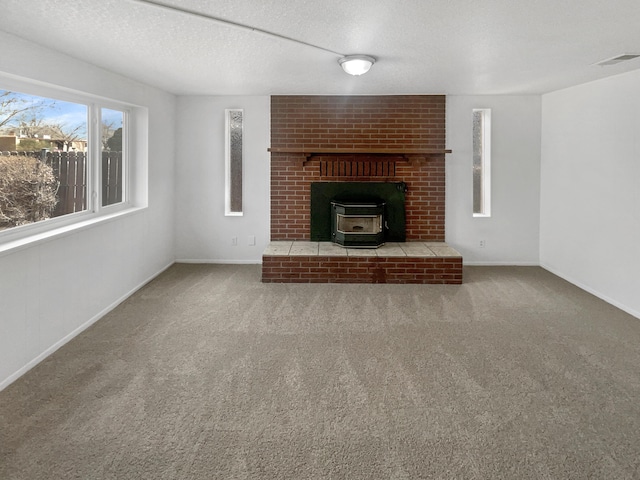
[331, 200, 385, 248]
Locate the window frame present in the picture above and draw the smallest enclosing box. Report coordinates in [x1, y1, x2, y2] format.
[0, 72, 147, 253]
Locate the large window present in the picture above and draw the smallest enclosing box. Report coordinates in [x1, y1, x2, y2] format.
[0, 75, 145, 247]
[472, 108, 491, 217]
[1, 92, 89, 228]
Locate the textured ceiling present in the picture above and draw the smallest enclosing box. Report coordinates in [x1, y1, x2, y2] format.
[1, 0, 640, 96]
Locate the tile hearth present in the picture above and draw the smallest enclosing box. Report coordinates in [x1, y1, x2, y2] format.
[262, 242, 463, 284]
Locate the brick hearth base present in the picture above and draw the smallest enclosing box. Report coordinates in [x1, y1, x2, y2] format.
[262, 242, 463, 284]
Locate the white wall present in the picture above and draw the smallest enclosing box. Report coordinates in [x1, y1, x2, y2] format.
[446, 96, 541, 264]
[175, 96, 270, 263]
[541, 70, 640, 318]
[0, 32, 176, 389]
[175, 94, 541, 265]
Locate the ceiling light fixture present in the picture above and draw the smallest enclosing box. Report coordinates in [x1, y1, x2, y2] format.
[339, 55, 376, 75]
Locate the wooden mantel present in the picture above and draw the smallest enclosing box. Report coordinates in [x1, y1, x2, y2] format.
[267, 147, 452, 161]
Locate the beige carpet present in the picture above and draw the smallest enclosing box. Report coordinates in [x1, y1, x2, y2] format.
[1, 265, 640, 479]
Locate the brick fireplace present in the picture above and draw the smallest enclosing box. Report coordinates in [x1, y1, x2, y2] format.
[262, 95, 462, 284]
[269, 95, 446, 241]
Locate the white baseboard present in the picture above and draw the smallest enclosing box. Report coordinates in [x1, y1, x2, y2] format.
[463, 261, 540, 266]
[0, 261, 175, 392]
[541, 263, 640, 320]
[175, 258, 262, 265]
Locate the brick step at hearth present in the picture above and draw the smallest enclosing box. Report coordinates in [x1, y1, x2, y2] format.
[262, 241, 463, 284]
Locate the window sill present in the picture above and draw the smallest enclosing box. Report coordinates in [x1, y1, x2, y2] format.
[0, 206, 147, 258]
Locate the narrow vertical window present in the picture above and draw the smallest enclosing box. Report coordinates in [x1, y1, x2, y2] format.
[225, 109, 243, 216]
[101, 108, 125, 206]
[473, 108, 491, 217]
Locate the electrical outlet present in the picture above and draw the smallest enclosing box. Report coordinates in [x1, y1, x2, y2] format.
[231, 237, 238, 246]
[248, 235, 256, 246]
[479, 239, 485, 248]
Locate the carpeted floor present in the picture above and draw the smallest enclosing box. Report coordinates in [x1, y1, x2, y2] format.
[1, 264, 640, 479]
